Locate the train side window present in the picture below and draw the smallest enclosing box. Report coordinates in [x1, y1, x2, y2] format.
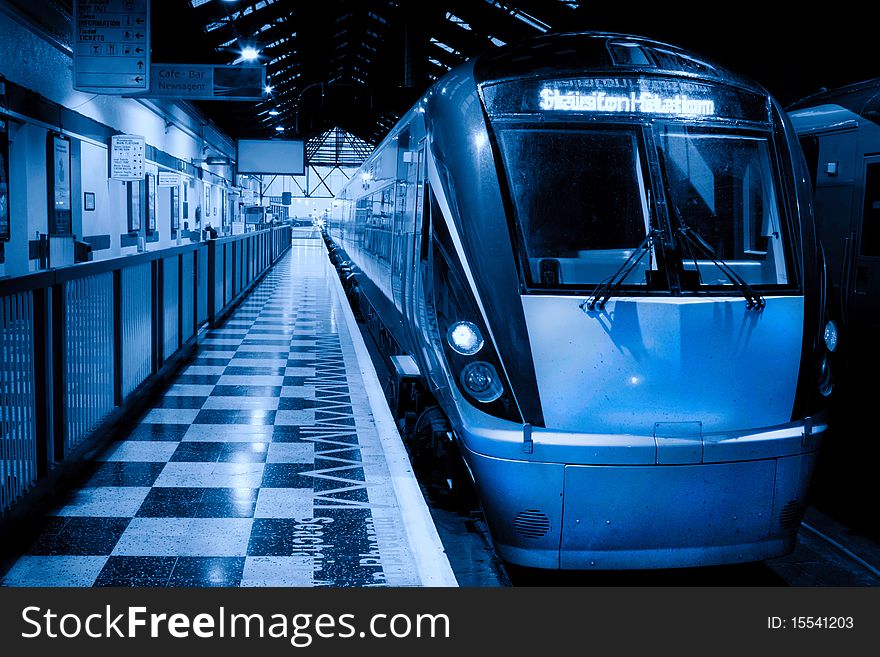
[860, 162, 880, 257]
[419, 183, 431, 262]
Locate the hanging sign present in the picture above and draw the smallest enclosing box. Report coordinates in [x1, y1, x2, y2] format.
[73, 0, 151, 94]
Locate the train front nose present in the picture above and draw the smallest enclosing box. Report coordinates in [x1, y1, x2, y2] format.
[522, 295, 804, 436]
[457, 293, 822, 569]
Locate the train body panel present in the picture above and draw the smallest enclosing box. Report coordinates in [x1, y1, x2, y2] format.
[523, 295, 804, 434]
[462, 442, 818, 569]
[329, 32, 830, 569]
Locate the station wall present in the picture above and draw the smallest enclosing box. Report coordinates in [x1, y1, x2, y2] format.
[0, 8, 261, 279]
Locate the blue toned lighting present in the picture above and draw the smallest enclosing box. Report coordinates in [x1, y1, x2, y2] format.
[823, 320, 838, 352]
[241, 46, 260, 61]
[460, 361, 503, 403]
[447, 321, 484, 356]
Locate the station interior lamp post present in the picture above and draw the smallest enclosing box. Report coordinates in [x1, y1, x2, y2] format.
[294, 82, 328, 135]
[293, 81, 360, 135]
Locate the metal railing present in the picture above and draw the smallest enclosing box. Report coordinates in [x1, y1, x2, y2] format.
[0, 226, 292, 515]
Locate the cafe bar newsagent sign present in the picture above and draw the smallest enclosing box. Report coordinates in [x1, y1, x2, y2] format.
[134, 64, 267, 101]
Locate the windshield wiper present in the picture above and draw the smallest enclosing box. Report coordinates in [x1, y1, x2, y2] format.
[677, 223, 766, 310]
[655, 149, 765, 311]
[580, 230, 656, 312]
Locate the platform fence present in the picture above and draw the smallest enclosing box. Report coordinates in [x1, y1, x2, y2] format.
[0, 226, 291, 514]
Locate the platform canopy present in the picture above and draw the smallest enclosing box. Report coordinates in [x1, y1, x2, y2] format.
[170, 0, 586, 144]
[307, 126, 373, 168]
[152, 0, 880, 145]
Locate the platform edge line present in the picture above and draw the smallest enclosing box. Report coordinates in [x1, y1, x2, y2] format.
[324, 244, 459, 587]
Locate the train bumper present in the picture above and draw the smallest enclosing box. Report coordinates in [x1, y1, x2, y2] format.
[458, 420, 823, 570]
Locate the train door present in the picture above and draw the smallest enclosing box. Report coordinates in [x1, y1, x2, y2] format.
[392, 127, 412, 317]
[805, 129, 858, 325]
[851, 156, 880, 337]
[405, 139, 427, 353]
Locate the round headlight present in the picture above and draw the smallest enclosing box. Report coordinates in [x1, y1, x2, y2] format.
[460, 361, 503, 403]
[447, 321, 484, 356]
[818, 354, 833, 397]
[823, 320, 838, 353]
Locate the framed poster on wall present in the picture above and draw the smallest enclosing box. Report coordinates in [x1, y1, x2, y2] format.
[0, 119, 9, 241]
[146, 172, 157, 232]
[204, 183, 211, 223]
[47, 133, 72, 235]
[171, 185, 180, 231]
[128, 180, 143, 232]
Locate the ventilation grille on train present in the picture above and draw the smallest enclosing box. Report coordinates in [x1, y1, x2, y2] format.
[514, 510, 550, 539]
[778, 500, 804, 529]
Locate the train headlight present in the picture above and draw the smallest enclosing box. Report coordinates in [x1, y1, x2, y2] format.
[823, 320, 838, 353]
[460, 361, 504, 403]
[818, 354, 833, 397]
[447, 321, 484, 355]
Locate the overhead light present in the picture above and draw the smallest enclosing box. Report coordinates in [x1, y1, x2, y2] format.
[275, 126, 285, 132]
[241, 46, 260, 61]
[265, 84, 274, 94]
[268, 109, 280, 116]
[206, 156, 230, 165]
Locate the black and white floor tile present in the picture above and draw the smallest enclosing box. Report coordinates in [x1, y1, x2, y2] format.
[2, 240, 423, 587]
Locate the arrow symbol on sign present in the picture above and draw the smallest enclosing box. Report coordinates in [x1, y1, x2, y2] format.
[136, 17, 144, 24]
[135, 32, 143, 39]
[137, 61, 144, 70]
[135, 47, 144, 53]
[134, 76, 143, 83]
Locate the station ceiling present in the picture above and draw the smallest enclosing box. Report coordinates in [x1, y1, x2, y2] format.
[154, 0, 879, 146]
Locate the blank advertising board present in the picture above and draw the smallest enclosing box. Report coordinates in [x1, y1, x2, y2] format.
[237, 139, 306, 176]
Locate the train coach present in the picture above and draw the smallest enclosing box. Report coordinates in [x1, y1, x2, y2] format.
[327, 32, 832, 569]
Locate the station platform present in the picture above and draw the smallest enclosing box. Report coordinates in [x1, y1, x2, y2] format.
[1, 239, 457, 588]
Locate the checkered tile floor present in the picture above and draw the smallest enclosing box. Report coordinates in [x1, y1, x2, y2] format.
[2, 239, 422, 587]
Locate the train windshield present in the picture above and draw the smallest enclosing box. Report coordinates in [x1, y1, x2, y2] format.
[656, 127, 789, 287]
[496, 127, 655, 288]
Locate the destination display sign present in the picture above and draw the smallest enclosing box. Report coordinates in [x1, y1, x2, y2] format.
[128, 64, 266, 101]
[539, 85, 716, 116]
[481, 76, 769, 123]
[73, 0, 151, 94]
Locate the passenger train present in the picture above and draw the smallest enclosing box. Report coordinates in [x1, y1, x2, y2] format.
[327, 32, 832, 569]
